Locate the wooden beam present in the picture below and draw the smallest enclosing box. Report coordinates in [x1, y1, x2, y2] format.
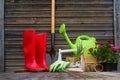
[115, 0, 120, 46]
[0, 0, 4, 72]
[114, 0, 120, 72]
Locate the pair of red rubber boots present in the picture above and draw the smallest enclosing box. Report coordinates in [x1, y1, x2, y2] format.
[23, 30, 48, 71]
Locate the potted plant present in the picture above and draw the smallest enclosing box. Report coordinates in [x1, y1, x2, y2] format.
[88, 40, 119, 71]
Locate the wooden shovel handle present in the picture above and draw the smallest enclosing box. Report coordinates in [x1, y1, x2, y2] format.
[51, 0, 55, 33]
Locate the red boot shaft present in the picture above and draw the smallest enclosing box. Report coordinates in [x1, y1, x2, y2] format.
[23, 30, 44, 71]
[36, 33, 49, 71]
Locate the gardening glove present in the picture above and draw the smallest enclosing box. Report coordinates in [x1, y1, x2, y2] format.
[49, 60, 71, 72]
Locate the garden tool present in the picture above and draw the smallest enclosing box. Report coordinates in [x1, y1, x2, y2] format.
[59, 23, 96, 57]
[23, 30, 44, 71]
[49, 49, 71, 72]
[49, 44, 84, 72]
[36, 33, 49, 71]
[49, 0, 56, 62]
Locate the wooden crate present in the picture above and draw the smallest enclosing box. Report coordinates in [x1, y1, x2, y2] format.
[84, 56, 98, 64]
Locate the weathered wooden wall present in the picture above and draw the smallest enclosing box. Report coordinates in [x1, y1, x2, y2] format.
[0, 0, 4, 72]
[4, 0, 114, 72]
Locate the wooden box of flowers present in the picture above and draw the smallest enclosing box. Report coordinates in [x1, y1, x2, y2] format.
[88, 40, 119, 71]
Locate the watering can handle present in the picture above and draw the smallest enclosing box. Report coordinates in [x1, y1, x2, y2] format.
[79, 35, 91, 40]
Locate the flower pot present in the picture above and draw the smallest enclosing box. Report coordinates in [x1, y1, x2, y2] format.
[101, 62, 114, 71]
[113, 63, 118, 71]
[101, 63, 106, 71]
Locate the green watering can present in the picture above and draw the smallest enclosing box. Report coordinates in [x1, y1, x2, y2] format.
[49, 24, 97, 72]
[59, 23, 96, 56]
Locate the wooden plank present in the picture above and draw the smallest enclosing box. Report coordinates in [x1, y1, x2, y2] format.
[5, 11, 112, 18]
[5, 23, 112, 27]
[5, 60, 24, 66]
[5, 8, 113, 12]
[56, 0, 113, 3]
[5, 67, 25, 72]
[5, 1, 112, 5]
[0, 0, 4, 72]
[5, 0, 50, 3]
[5, 17, 112, 25]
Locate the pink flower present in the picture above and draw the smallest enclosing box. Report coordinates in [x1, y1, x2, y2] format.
[112, 46, 119, 52]
[89, 48, 93, 53]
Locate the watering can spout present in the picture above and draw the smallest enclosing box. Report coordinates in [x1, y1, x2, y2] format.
[59, 23, 76, 49]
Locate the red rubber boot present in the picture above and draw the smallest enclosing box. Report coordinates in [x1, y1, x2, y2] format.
[23, 30, 44, 71]
[36, 33, 49, 71]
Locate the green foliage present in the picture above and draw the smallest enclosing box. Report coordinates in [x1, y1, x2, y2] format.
[89, 40, 119, 63]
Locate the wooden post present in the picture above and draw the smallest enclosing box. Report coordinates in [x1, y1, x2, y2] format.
[0, 0, 4, 72]
[113, 0, 117, 46]
[115, 0, 120, 71]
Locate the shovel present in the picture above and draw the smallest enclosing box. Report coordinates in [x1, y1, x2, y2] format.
[49, 0, 56, 62]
